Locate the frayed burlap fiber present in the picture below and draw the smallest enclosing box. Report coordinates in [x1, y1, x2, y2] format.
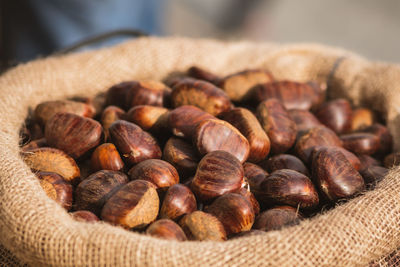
[0, 37, 400, 267]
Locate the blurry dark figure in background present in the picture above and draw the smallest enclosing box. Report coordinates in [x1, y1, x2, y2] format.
[0, 0, 165, 71]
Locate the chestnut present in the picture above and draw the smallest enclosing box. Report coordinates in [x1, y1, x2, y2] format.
[125, 80, 171, 109]
[230, 230, 265, 239]
[361, 123, 393, 156]
[351, 108, 374, 131]
[243, 162, 268, 195]
[100, 106, 125, 141]
[179, 211, 226, 241]
[311, 146, 361, 171]
[21, 137, 47, 152]
[383, 152, 400, 168]
[256, 98, 297, 154]
[253, 206, 302, 232]
[358, 154, 381, 171]
[340, 133, 380, 155]
[37, 171, 73, 210]
[315, 99, 352, 134]
[191, 150, 244, 202]
[288, 109, 321, 136]
[146, 219, 187, 241]
[160, 184, 197, 221]
[360, 166, 388, 186]
[70, 210, 100, 222]
[105, 81, 133, 109]
[75, 170, 129, 216]
[101, 180, 159, 229]
[237, 187, 260, 215]
[128, 159, 179, 189]
[90, 143, 124, 172]
[206, 193, 255, 235]
[187, 66, 221, 84]
[45, 112, 103, 159]
[125, 105, 169, 133]
[266, 154, 309, 176]
[218, 107, 270, 162]
[109, 120, 162, 166]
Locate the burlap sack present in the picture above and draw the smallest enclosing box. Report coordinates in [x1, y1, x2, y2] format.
[0, 37, 400, 267]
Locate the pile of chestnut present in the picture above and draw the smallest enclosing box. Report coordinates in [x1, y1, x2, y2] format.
[20, 66, 399, 241]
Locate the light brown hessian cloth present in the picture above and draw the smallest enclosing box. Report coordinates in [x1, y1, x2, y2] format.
[0, 37, 400, 267]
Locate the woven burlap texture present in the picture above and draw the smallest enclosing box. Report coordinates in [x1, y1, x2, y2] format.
[0, 37, 400, 267]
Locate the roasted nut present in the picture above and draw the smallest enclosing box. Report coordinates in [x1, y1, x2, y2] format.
[187, 66, 221, 84]
[75, 170, 128, 215]
[105, 81, 132, 109]
[128, 159, 179, 189]
[168, 105, 214, 139]
[146, 219, 187, 241]
[256, 98, 297, 154]
[125, 105, 169, 132]
[171, 78, 231, 116]
[237, 188, 260, 215]
[315, 99, 352, 134]
[101, 106, 125, 141]
[162, 137, 199, 178]
[70, 210, 100, 222]
[194, 119, 250, 163]
[191, 151, 244, 202]
[351, 108, 375, 131]
[258, 169, 319, 209]
[266, 154, 309, 176]
[21, 138, 47, 152]
[311, 146, 361, 171]
[179, 211, 226, 241]
[91, 143, 124, 172]
[22, 147, 80, 184]
[109, 120, 162, 166]
[253, 206, 302, 232]
[45, 112, 103, 159]
[340, 133, 380, 155]
[384, 152, 400, 168]
[101, 180, 159, 229]
[37, 171, 73, 210]
[360, 166, 388, 186]
[312, 147, 365, 201]
[125, 80, 171, 109]
[34, 100, 95, 126]
[219, 69, 273, 102]
[361, 123, 393, 156]
[206, 193, 255, 235]
[358, 154, 381, 171]
[288, 109, 321, 136]
[160, 184, 197, 221]
[243, 162, 268, 195]
[218, 107, 270, 162]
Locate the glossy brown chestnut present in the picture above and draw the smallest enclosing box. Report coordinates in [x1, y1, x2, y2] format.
[101, 180, 159, 229]
[258, 169, 319, 209]
[109, 120, 162, 166]
[243, 162, 268, 195]
[37, 171, 73, 210]
[45, 112, 103, 159]
[91, 143, 124, 172]
[146, 219, 187, 241]
[288, 109, 321, 136]
[125, 80, 171, 109]
[358, 154, 381, 171]
[160, 184, 197, 221]
[219, 69, 274, 102]
[360, 166, 388, 186]
[340, 133, 380, 155]
[22, 147, 80, 184]
[128, 159, 179, 189]
[311, 146, 361, 171]
[75, 170, 128, 215]
[105, 81, 133, 109]
[171, 78, 231, 116]
[70, 210, 100, 222]
[101, 105, 125, 141]
[383, 152, 400, 168]
[193, 119, 250, 163]
[125, 105, 169, 132]
[256, 98, 297, 154]
[266, 154, 309, 176]
[179, 211, 226, 241]
[362, 123, 393, 156]
[315, 99, 352, 134]
[218, 107, 270, 162]
[187, 66, 221, 84]
[206, 193, 255, 235]
[253, 206, 302, 232]
[237, 188, 260, 215]
[191, 150, 244, 202]
[312, 147, 365, 201]
[351, 108, 374, 131]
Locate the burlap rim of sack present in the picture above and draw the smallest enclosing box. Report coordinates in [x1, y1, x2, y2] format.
[1, 37, 400, 266]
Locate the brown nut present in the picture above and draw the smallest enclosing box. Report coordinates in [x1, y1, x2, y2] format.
[168, 105, 215, 139]
[187, 66, 222, 84]
[340, 133, 380, 155]
[384, 152, 400, 168]
[219, 69, 274, 102]
[230, 229, 265, 239]
[179, 211, 226, 241]
[22, 147, 80, 184]
[75, 170, 128, 215]
[70, 210, 100, 222]
[193, 119, 250, 163]
[191, 150, 244, 202]
[160, 184, 197, 221]
[206, 193, 255, 235]
[360, 166, 388, 186]
[237, 188, 260, 215]
[37, 171, 73, 210]
[105, 81, 133, 109]
[358, 155, 381, 171]
[295, 126, 342, 163]
[109, 120, 162, 166]
[162, 137, 199, 179]
[125, 105, 169, 132]
[21, 138, 47, 152]
[45, 112, 103, 159]
[34, 100, 95, 126]
[146, 219, 187, 241]
[361, 123, 393, 156]
[91, 143, 124, 172]
[312, 147, 365, 202]
[253, 81, 322, 110]
[171, 78, 231, 116]
[315, 99, 352, 134]
[101, 180, 159, 229]
[266, 154, 309, 176]
[351, 108, 375, 131]
[258, 169, 319, 209]
[256, 98, 297, 154]
[125, 80, 171, 109]
[218, 107, 270, 162]
[128, 159, 179, 189]
[243, 162, 268, 195]
[288, 109, 321, 137]
[311, 146, 361, 171]
[253, 206, 302, 232]
[101, 106, 125, 141]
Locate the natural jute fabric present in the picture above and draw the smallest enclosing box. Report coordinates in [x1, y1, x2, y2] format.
[0, 37, 400, 267]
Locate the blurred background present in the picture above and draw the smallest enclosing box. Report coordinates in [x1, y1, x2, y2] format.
[2, 0, 400, 72]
